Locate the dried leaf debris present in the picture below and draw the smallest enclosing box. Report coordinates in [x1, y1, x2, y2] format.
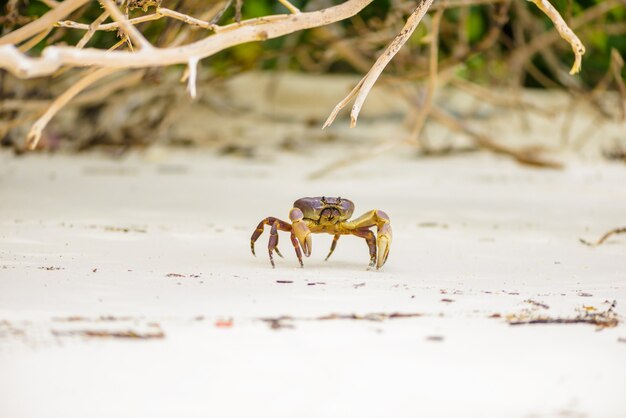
[507, 301, 619, 329]
[260, 311, 423, 330]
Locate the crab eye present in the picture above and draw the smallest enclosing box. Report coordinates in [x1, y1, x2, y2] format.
[337, 197, 342, 203]
[321, 196, 326, 204]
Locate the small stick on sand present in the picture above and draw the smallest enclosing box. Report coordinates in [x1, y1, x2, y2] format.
[579, 227, 626, 247]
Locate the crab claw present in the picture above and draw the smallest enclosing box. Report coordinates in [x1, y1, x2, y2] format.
[376, 214, 392, 269]
[289, 208, 312, 257]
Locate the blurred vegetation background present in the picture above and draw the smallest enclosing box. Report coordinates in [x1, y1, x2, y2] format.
[1, 0, 625, 155]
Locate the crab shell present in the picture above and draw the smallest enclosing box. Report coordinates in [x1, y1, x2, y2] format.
[293, 197, 355, 225]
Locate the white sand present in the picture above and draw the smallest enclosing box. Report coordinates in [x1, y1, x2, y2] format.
[1, 147, 625, 418]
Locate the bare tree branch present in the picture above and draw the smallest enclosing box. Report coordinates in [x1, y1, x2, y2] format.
[0, 0, 88, 46]
[26, 67, 120, 150]
[323, 0, 436, 129]
[99, 0, 152, 50]
[526, 0, 585, 74]
[0, 0, 375, 78]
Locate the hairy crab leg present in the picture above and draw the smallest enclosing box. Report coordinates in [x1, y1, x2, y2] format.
[290, 233, 304, 267]
[343, 210, 392, 269]
[268, 221, 280, 267]
[351, 228, 377, 270]
[250, 217, 299, 268]
[324, 234, 341, 261]
[289, 208, 312, 257]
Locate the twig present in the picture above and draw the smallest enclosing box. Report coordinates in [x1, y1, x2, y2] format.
[395, 1, 511, 82]
[277, 0, 301, 14]
[235, 0, 243, 23]
[57, 13, 161, 31]
[157, 8, 220, 32]
[407, 8, 443, 144]
[511, 0, 619, 75]
[580, 227, 626, 246]
[507, 302, 619, 329]
[167, 3, 232, 48]
[260, 311, 424, 329]
[99, 0, 152, 50]
[18, 27, 52, 52]
[25, 67, 120, 150]
[76, 11, 110, 49]
[0, 0, 88, 46]
[526, 0, 585, 74]
[187, 56, 199, 99]
[20, 37, 137, 147]
[610, 49, 626, 121]
[323, 0, 436, 129]
[429, 106, 563, 168]
[430, 0, 509, 9]
[41, 0, 60, 7]
[450, 77, 557, 117]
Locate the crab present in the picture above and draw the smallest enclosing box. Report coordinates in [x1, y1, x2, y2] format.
[251, 196, 392, 270]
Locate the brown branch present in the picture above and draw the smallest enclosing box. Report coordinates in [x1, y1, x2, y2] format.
[511, 0, 619, 74]
[526, 0, 585, 74]
[76, 11, 110, 49]
[408, 8, 443, 145]
[40, 0, 60, 7]
[277, 0, 301, 14]
[450, 78, 558, 117]
[0, 0, 88, 46]
[429, 106, 563, 168]
[430, 0, 509, 9]
[323, 0, 436, 129]
[580, 227, 626, 247]
[611, 49, 626, 121]
[156, 8, 220, 31]
[0, 0, 375, 78]
[57, 13, 161, 31]
[99, 0, 152, 50]
[26, 67, 120, 150]
[17, 27, 52, 52]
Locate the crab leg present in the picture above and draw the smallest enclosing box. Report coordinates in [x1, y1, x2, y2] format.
[268, 221, 280, 267]
[250, 217, 300, 267]
[324, 234, 341, 261]
[344, 210, 392, 269]
[289, 208, 312, 257]
[351, 228, 377, 270]
[290, 233, 304, 267]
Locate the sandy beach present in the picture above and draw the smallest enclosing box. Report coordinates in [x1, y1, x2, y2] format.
[1, 146, 625, 417]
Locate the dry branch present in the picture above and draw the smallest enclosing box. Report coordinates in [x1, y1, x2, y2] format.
[18, 27, 52, 52]
[323, 0, 584, 130]
[323, 0, 436, 129]
[57, 7, 222, 33]
[26, 67, 120, 150]
[0, 0, 591, 155]
[0, 0, 88, 46]
[429, 107, 562, 168]
[0, 0, 375, 78]
[511, 0, 618, 74]
[76, 11, 110, 49]
[408, 8, 443, 145]
[99, 0, 152, 50]
[277, 0, 301, 14]
[526, 0, 585, 74]
[580, 227, 626, 247]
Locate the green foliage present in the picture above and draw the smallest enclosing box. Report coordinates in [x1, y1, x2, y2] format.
[467, 7, 486, 44]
